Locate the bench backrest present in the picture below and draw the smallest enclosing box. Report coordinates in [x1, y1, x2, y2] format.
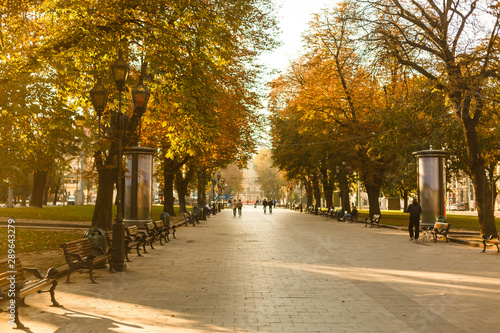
[105, 231, 113, 247]
[0, 258, 28, 291]
[154, 220, 164, 229]
[434, 222, 449, 230]
[60, 238, 93, 261]
[126, 226, 140, 237]
[146, 222, 155, 232]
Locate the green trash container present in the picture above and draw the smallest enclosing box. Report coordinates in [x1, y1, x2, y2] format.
[160, 212, 170, 230]
[84, 227, 107, 268]
[193, 206, 202, 220]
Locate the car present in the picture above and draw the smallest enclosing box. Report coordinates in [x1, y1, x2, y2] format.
[67, 196, 75, 205]
[450, 203, 466, 211]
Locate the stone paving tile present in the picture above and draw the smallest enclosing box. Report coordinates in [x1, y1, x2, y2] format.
[2, 207, 500, 332]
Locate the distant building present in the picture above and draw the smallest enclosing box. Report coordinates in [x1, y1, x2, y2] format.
[239, 160, 263, 204]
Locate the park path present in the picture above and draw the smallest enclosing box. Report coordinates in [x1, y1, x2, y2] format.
[2, 206, 500, 332]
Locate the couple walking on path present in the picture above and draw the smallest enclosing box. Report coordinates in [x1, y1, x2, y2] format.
[262, 198, 273, 213]
[233, 199, 242, 216]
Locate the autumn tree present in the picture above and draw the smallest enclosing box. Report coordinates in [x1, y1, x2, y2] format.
[3, 0, 278, 228]
[357, 0, 499, 234]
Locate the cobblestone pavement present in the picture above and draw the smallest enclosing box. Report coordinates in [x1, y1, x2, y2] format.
[2, 207, 500, 332]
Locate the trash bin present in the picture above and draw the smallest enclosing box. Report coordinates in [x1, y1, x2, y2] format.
[84, 227, 107, 267]
[193, 206, 201, 219]
[160, 212, 170, 230]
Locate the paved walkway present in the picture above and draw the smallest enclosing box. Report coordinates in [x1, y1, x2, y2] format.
[2, 207, 500, 332]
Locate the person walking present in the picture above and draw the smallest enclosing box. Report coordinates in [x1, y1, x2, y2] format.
[268, 198, 273, 213]
[233, 199, 237, 217]
[237, 199, 243, 216]
[263, 198, 268, 213]
[406, 198, 423, 241]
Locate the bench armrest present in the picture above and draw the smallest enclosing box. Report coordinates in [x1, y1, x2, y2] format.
[64, 252, 86, 263]
[23, 267, 44, 279]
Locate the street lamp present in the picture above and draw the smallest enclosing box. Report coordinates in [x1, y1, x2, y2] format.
[89, 51, 150, 272]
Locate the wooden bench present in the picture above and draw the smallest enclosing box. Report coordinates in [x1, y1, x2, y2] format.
[60, 238, 114, 284]
[347, 211, 359, 223]
[482, 233, 500, 253]
[0, 258, 61, 329]
[432, 222, 450, 242]
[170, 218, 187, 239]
[189, 211, 200, 225]
[125, 225, 154, 261]
[145, 222, 160, 244]
[153, 220, 170, 244]
[183, 212, 197, 227]
[108, 229, 140, 262]
[365, 214, 381, 228]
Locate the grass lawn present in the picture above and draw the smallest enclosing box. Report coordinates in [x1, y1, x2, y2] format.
[0, 205, 187, 256]
[0, 228, 84, 254]
[0, 204, 184, 221]
[357, 210, 500, 231]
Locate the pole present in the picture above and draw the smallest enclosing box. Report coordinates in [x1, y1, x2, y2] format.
[80, 150, 84, 205]
[112, 93, 126, 272]
[357, 179, 361, 209]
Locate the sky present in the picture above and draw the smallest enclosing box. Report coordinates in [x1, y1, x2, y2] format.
[260, 0, 335, 75]
[257, 0, 334, 147]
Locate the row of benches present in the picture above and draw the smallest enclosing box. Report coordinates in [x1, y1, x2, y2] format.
[62, 212, 201, 284]
[0, 211, 202, 329]
[300, 208, 453, 243]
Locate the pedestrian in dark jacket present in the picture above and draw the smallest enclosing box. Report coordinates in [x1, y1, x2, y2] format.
[263, 199, 268, 213]
[406, 198, 423, 241]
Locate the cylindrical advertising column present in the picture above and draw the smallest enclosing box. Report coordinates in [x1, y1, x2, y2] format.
[123, 146, 155, 228]
[412, 148, 448, 227]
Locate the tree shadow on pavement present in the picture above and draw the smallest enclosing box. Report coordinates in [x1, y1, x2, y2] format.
[50, 306, 143, 332]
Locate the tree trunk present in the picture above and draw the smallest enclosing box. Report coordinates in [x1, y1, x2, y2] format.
[312, 176, 321, 213]
[362, 169, 383, 218]
[92, 150, 116, 231]
[365, 183, 382, 218]
[400, 188, 409, 212]
[21, 184, 28, 207]
[162, 157, 183, 216]
[197, 169, 207, 207]
[461, 116, 497, 235]
[91, 167, 115, 230]
[52, 176, 61, 206]
[488, 166, 498, 211]
[30, 170, 47, 208]
[175, 171, 189, 214]
[321, 168, 334, 208]
[304, 179, 313, 207]
[163, 170, 175, 216]
[340, 172, 350, 214]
